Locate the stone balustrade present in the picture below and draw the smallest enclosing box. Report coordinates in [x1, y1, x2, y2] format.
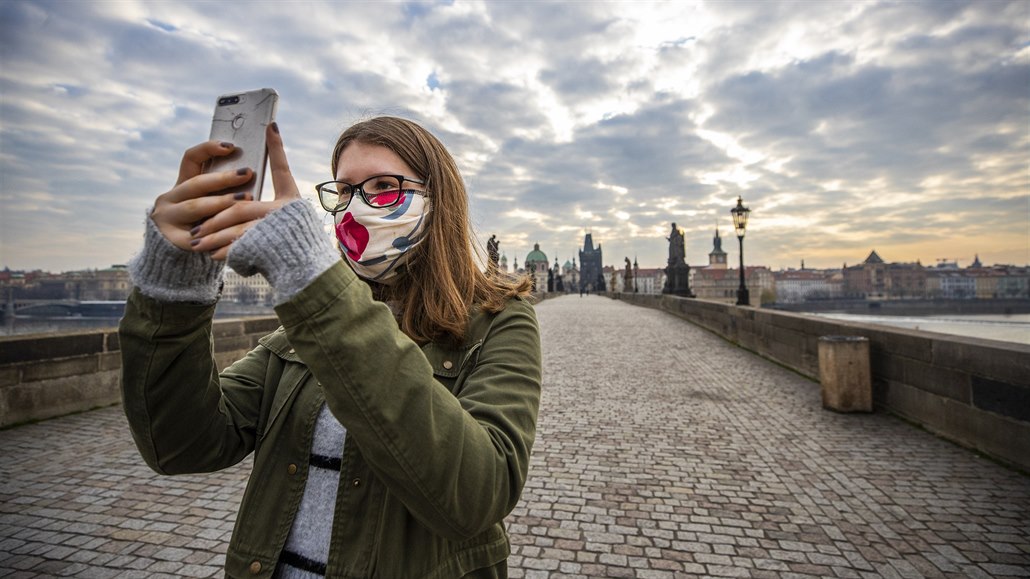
[613, 293, 1030, 472]
[0, 317, 280, 429]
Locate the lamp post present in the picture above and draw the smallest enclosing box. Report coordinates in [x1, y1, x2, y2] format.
[731, 196, 751, 306]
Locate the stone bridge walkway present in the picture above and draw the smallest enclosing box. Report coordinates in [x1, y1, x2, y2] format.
[1, 295, 1028, 578]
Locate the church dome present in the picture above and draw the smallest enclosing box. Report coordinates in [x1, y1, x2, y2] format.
[525, 243, 548, 264]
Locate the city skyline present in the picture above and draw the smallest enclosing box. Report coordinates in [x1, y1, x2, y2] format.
[1, 1, 1027, 273]
[0, 238, 1013, 276]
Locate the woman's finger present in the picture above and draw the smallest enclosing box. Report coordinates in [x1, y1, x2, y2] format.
[154, 192, 241, 229]
[150, 193, 240, 252]
[198, 221, 258, 261]
[266, 123, 301, 201]
[177, 141, 237, 186]
[187, 199, 285, 246]
[161, 167, 253, 205]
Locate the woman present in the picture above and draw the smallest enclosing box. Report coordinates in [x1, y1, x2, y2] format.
[120, 117, 542, 578]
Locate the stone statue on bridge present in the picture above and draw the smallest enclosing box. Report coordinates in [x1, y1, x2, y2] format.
[663, 222, 694, 297]
[667, 223, 685, 267]
[487, 234, 500, 271]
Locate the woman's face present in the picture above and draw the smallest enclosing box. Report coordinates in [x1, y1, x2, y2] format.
[332, 140, 431, 283]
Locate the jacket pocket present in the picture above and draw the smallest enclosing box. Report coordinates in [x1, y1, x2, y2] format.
[255, 359, 311, 446]
[421, 340, 482, 396]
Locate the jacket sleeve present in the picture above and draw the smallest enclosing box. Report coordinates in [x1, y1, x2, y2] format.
[119, 288, 272, 475]
[275, 262, 542, 541]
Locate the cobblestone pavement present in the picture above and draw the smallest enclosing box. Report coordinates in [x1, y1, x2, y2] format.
[1, 295, 1028, 578]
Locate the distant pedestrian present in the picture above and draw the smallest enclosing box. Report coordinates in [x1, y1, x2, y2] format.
[120, 116, 542, 577]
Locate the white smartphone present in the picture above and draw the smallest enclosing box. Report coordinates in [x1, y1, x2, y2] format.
[206, 88, 279, 200]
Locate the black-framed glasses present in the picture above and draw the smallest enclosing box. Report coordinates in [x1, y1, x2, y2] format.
[315, 175, 426, 213]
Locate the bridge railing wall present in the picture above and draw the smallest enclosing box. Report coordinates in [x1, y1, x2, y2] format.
[5, 297, 1028, 472]
[0, 317, 281, 429]
[612, 293, 1030, 472]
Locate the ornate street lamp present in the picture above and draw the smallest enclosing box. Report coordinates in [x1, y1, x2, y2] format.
[731, 196, 751, 306]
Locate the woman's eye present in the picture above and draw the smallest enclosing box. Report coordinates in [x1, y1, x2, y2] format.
[370, 179, 396, 191]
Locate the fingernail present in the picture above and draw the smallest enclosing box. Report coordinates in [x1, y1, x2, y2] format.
[189, 226, 201, 236]
[234, 191, 247, 200]
[236, 167, 249, 176]
[270, 122, 279, 134]
[189, 238, 201, 247]
[219, 141, 233, 149]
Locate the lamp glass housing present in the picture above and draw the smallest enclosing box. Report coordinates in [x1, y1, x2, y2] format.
[731, 196, 750, 238]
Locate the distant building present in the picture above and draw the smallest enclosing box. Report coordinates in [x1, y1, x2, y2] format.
[994, 266, 1030, 298]
[774, 268, 840, 303]
[223, 268, 274, 305]
[524, 243, 550, 293]
[708, 227, 728, 269]
[578, 233, 604, 293]
[843, 250, 925, 300]
[77, 265, 132, 301]
[836, 251, 1028, 300]
[927, 269, 976, 299]
[633, 266, 666, 295]
[1, 266, 132, 301]
[691, 228, 772, 304]
[693, 266, 774, 305]
[923, 259, 971, 299]
[963, 259, 1029, 299]
[561, 258, 579, 291]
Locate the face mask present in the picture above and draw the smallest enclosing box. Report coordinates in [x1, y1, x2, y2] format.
[334, 190, 430, 284]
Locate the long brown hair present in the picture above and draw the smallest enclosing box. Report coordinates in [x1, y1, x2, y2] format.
[331, 116, 533, 345]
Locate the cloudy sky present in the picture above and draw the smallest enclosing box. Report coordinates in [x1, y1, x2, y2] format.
[1, 0, 1027, 274]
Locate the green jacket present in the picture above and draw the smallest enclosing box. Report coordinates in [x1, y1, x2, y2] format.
[120, 262, 542, 578]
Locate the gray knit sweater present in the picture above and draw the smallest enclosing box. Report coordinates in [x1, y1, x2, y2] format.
[127, 199, 348, 577]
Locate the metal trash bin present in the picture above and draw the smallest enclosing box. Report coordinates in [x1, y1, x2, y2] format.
[818, 335, 872, 412]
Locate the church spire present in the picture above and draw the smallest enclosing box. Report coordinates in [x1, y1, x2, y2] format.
[708, 225, 727, 269]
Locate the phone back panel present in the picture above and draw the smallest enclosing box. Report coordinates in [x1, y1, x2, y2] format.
[207, 88, 278, 199]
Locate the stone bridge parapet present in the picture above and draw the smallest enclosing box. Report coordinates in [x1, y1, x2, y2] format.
[4, 296, 1029, 473]
[612, 293, 1030, 472]
[0, 316, 280, 429]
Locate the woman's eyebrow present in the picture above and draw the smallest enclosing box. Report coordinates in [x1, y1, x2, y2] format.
[334, 170, 400, 182]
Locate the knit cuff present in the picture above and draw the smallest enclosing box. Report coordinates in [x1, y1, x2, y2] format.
[127, 212, 225, 304]
[226, 198, 341, 304]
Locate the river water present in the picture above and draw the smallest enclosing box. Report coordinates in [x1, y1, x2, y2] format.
[2, 310, 275, 337]
[1, 317, 124, 336]
[810, 313, 1030, 346]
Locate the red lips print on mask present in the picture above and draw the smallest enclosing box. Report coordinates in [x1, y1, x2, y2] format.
[335, 212, 369, 261]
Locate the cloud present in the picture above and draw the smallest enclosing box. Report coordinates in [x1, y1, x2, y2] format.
[0, 0, 1027, 273]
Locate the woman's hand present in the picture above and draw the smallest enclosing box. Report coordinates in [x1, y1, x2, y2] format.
[149, 140, 255, 254]
[159, 123, 302, 261]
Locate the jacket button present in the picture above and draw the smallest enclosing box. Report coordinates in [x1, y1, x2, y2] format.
[352, 478, 361, 487]
[288, 348, 296, 354]
[287, 463, 298, 475]
[249, 561, 262, 574]
[442, 360, 453, 370]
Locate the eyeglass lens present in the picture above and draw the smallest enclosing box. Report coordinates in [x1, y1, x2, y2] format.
[320, 176, 405, 211]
